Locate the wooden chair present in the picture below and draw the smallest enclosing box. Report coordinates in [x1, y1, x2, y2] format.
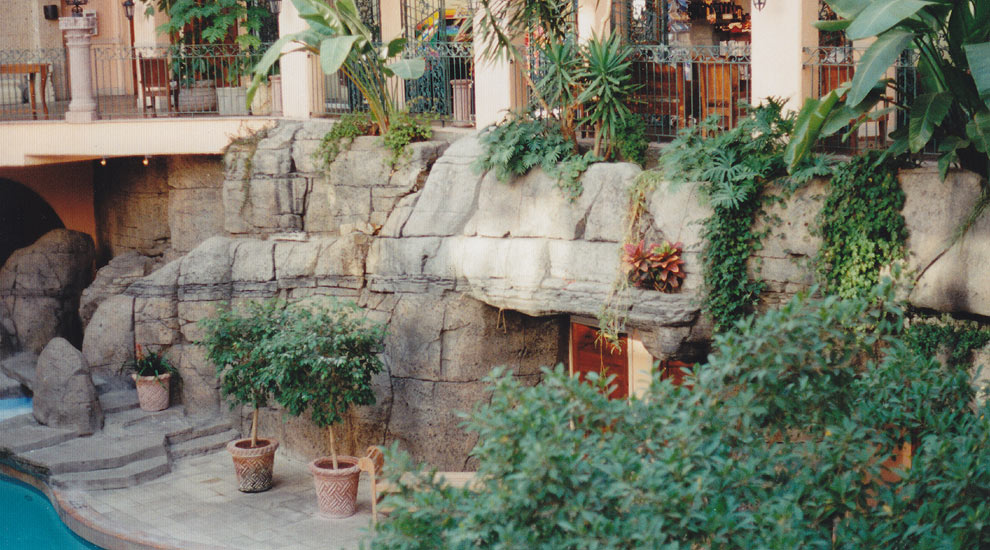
[138, 56, 176, 116]
[358, 446, 386, 524]
[818, 63, 889, 152]
[630, 60, 686, 134]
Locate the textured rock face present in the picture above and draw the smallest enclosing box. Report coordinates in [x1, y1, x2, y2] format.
[79, 252, 155, 329]
[77, 121, 990, 469]
[95, 157, 170, 258]
[0, 229, 94, 356]
[167, 156, 226, 254]
[33, 337, 103, 435]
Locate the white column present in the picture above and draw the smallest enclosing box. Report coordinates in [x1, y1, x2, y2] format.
[278, 0, 314, 119]
[472, 8, 516, 128]
[749, 0, 818, 110]
[60, 17, 98, 122]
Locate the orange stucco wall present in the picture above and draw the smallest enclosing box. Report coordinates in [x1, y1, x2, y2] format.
[0, 162, 97, 243]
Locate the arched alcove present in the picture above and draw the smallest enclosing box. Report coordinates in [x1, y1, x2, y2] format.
[0, 178, 65, 268]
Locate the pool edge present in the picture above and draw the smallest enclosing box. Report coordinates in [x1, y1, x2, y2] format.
[0, 463, 227, 550]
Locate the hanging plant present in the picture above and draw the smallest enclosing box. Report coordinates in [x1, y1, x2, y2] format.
[622, 240, 686, 292]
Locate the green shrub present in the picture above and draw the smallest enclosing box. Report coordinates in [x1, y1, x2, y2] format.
[612, 114, 648, 166]
[317, 112, 376, 168]
[382, 111, 433, 166]
[372, 280, 990, 549]
[473, 117, 599, 201]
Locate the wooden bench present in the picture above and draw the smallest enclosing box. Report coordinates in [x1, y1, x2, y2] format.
[358, 446, 481, 524]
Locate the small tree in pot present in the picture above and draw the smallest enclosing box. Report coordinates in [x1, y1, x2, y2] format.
[199, 301, 286, 493]
[268, 299, 386, 519]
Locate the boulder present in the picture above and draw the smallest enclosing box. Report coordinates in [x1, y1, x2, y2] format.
[82, 294, 135, 375]
[33, 338, 103, 435]
[78, 251, 155, 329]
[0, 229, 95, 355]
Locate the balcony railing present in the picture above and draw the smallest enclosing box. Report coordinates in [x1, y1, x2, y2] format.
[0, 44, 276, 122]
[0, 48, 68, 121]
[804, 46, 925, 155]
[310, 41, 475, 126]
[90, 43, 276, 119]
[514, 44, 752, 140]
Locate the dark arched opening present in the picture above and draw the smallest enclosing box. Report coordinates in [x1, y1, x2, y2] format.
[0, 179, 65, 268]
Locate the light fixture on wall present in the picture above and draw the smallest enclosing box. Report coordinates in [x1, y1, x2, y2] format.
[753, 0, 767, 11]
[122, 0, 134, 20]
[142, 156, 150, 166]
[65, 0, 88, 16]
[267, 0, 281, 15]
[100, 158, 106, 166]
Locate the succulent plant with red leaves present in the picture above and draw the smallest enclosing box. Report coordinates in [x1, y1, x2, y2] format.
[622, 240, 686, 292]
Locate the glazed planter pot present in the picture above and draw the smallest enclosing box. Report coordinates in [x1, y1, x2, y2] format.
[309, 456, 361, 518]
[132, 373, 171, 412]
[227, 438, 279, 493]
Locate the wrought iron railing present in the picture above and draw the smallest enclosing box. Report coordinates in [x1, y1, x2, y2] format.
[404, 41, 474, 124]
[515, 44, 751, 140]
[804, 46, 924, 155]
[0, 48, 68, 121]
[89, 43, 275, 119]
[311, 42, 476, 125]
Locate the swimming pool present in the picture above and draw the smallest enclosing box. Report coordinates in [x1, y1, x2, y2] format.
[0, 473, 103, 549]
[0, 396, 32, 422]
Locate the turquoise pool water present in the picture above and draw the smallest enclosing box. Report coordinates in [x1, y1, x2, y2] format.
[0, 396, 32, 421]
[0, 473, 103, 549]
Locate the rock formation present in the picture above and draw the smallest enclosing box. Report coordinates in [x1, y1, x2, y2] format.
[33, 337, 103, 435]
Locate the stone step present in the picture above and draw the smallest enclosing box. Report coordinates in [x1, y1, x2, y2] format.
[20, 432, 166, 475]
[98, 390, 139, 414]
[0, 371, 26, 399]
[52, 454, 171, 491]
[166, 417, 236, 445]
[104, 407, 184, 431]
[169, 429, 240, 460]
[0, 414, 78, 454]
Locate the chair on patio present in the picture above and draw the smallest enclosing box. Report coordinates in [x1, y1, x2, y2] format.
[138, 56, 176, 116]
[358, 446, 385, 524]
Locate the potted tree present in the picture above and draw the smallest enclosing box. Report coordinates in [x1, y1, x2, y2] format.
[123, 344, 179, 412]
[269, 299, 386, 519]
[199, 301, 285, 493]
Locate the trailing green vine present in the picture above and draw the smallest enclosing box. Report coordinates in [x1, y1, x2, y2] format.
[814, 150, 907, 300]
[317, 110, 433, 170]
[651, 101, 827, 332]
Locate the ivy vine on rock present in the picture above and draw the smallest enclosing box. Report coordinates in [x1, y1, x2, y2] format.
[814, 150, 907, 300]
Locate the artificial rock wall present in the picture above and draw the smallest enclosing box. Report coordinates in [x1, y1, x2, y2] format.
[77, 120, 990, 469]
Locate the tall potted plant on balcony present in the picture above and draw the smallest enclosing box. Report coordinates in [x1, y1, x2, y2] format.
[268, 299, 386, 519]
[145, 0, 273, 113]
[199, 300, 286, 493]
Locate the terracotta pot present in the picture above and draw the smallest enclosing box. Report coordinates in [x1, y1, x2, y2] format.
[132, 373, 171, 412]
[309, 456, 361, 518]
[227, 438, 279, 493]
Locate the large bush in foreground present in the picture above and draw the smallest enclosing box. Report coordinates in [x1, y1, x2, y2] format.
[372, 281, 990, 549]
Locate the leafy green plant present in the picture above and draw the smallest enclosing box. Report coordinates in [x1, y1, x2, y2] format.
[612, 114, 648, 166]
[372, 280, 990, 548]
[266, 299, 385, 470]
[652, 100, 802, 332]
[382, 111, 433, 166]
[906, 314, 990, 371]
[787, 0, 990, 181]
[815, 150, 907, 300]
[123, 344, 177, 379]
[473, 117, 600, 200]
[249, 0, 425, 135]
[316, 112, 377, 169]
[621, 240, 685, 292]
[199, 300, 287, 448]
[144, 0, 272, 49]
[578, 34, 638, 158]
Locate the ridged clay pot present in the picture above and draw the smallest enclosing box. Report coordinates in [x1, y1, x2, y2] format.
[309, 456, 361, 518]
[132, 373, 171, 412]
[227, 438, 279, 493]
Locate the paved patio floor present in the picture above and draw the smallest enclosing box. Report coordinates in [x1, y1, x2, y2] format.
[73, 450, 376, 550]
